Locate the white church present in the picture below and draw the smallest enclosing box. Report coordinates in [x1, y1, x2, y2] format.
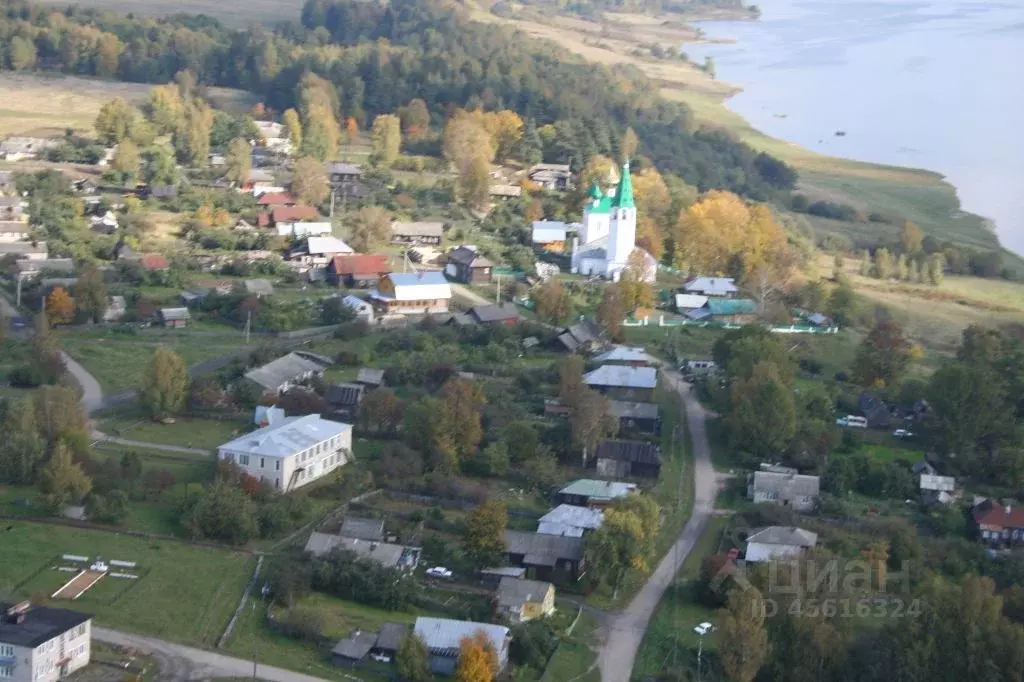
[570, 161, 657, 283]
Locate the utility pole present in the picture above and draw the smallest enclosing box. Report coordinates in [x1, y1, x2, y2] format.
[245, 310, 252, 345]
[15, 274, 22, 307]
[697, 632, 704, 682]
[495, 274, 501, 303]
[329, 189, 335, 218]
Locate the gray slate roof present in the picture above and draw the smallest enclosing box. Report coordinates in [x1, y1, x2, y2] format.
[746, 526, 818, 548]
[505, 530, 584, 567]
[245, 352, 328, 390]
[496, 577, 553, 610]
[375, 622, 409, 652]
[304, 533, 418, 569]
[340, 517, 385, 542]
[332, 630, 377, 660]
[469, 303, 520, 323]
[609, 401, 659, 420]
[159, 307, 191, 321]
[244, 279, 274, 296]
[750, 471, 820, 498]
[392, 222, 444, 238]
[595, 439, 661, 465]
[357, 368, 385, 386]
[684, 276, 738, 296]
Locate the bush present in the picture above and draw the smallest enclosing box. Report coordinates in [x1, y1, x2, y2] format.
[311, 550, 419, 610]
[275, 605, 326, 642]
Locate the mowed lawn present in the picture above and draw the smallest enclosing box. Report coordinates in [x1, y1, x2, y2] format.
[98, 408, 250, 450]
[60, 332, 246, 394]
[0, 521, 254, 647]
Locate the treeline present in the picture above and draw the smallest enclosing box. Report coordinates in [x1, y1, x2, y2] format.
[0, 0, 795, 201]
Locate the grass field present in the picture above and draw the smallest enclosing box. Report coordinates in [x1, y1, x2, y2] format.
[0, 521, 253, 646]
[97, 407, 249, 450]
[59, 330, 246, 394]
[539, 612, 600, 682]
[37, 0, 304, 26]
[0, 73, 256, 137]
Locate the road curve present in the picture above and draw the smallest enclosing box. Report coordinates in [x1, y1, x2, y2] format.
[597, 371, 718, 682]
[93, 627, 335, 682]
[61, 351, 105, 415]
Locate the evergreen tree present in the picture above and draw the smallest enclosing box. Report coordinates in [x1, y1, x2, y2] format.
[517, 118, 543, 164]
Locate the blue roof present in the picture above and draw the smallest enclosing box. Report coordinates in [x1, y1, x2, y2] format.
[387, 271, 448, 287]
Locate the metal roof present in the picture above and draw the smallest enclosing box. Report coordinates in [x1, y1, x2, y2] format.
[532, 221, 567, 243]
[608, 401, 659, 420]
[745, 526, 818, 548]
[447, 246, 495, 268]
[219, 415, 351, 459]
[706, 298, 757, 316]
[414, 617, 509, 658]
[675, 294, 708, 310]
[583, 365, 657, 389]
[376, 622, 409, 652]
[559, 479, 636, 501]
[920, 474, 956, 492]
[481, 567, 526, 578]
[159, 307, 191, 321]
[683, 277, 738, 296]
[326, 162, 362, 175]
[245, 352, 329, 390]
[592, 347, 655, 364]
[306, 236, 354, 255]
[377, 272, 452, 301]
[537, 505, 604, 537]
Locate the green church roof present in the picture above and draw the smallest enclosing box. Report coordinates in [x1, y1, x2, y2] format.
[588, 183, 603, 200]
[611, 161, 635, 209]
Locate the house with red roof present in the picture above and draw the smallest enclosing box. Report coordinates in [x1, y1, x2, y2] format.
[257, 192, 297, 207]
[327, 254, 392, 288]
[140, 254, 170, 271]
[256, 205, 321, 229]
[972, 500, 1024, 545]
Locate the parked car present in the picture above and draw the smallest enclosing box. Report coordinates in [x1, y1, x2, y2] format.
[426, 566, 453, 579]
[370, 653, 391, 663]
[893, 429, 915, 438]
[727, 548, 740, 561]
[835, 417, 848, 426]
[694, 622, 714, 636]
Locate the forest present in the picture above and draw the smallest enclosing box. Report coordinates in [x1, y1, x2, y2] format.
[0, 0, 795, 201]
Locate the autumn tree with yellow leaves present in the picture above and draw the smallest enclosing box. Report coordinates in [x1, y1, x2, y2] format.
[443, 111, 496, 210]
[674, 191, 791, 303]
[587, 494, 661, 585]
[455, 631, 500, 682]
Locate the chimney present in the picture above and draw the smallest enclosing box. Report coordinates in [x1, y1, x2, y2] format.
[1006, 504, 1013, 516]
[5, 601, 31, 624]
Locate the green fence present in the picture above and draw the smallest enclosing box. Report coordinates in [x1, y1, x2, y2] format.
[624, 315, 840, 335]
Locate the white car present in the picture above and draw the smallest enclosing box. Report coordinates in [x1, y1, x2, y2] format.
[835, 417, 849, 426]
[426, 566, 453, 579]
[694, 622, 714, 636]
[370, 653, 391, 663]
[893, 429, 914, 438]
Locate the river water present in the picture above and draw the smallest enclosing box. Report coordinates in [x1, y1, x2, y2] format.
[684, 0, 1024, 254]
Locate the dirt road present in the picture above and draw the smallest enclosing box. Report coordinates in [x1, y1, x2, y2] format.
[92, 627, 337, 682]
[597, 371, 718, 682]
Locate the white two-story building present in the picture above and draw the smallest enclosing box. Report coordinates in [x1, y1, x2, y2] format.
[217, 414, 353, 492]
[0, 602, 92, 682]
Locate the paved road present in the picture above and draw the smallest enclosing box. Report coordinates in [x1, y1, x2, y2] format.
[93, 627, 337, 682]
[597, 371, 718, 682]
[61, 351, 105, 415]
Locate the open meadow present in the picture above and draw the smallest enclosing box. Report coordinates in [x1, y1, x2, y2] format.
[0, 521, 254, 646]
[0, 73, 256, 137]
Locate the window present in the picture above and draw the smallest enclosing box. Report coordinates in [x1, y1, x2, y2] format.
[0, 664, 12, 679]
[0, 645, 11, 657]
[275, 460, 280, 471]
[238, 454, 250, 466]
[260, 457, 265, 469]
[275, 478, 280, 489]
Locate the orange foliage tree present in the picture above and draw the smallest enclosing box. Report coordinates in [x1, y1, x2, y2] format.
[46, 287, 75, 326]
